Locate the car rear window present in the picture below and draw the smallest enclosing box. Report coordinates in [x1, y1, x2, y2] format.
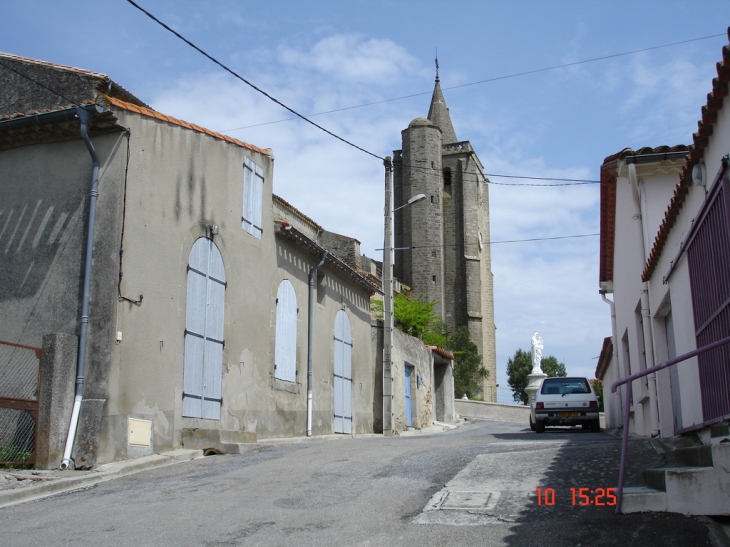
[540, 378, 591, 395]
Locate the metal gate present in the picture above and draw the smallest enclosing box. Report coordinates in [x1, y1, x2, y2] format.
[687, 169, 730, 422]
[0, 340, 41, 465]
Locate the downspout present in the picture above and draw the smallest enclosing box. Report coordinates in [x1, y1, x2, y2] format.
[60, 106, 100, 470]
[627, 162, 660, 437]
[306, 250, 328, 437]
[600, 290, 622, 427]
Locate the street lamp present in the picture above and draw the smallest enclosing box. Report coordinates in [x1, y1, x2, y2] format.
[382, 157, 425, 435]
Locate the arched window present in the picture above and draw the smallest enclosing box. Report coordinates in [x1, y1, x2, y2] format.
[183, 238, 226, 420]
[443, 168, 452, 194]
[275, 280, 297, 382]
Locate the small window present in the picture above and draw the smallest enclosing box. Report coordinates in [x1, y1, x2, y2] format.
[274, 280, 297, 382]
[443, 168, 452, 194]
[317, 271, 326, 305]
[242, 157, 264, 239]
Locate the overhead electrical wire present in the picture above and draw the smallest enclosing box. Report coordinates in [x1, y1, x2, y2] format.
[398, 161, 600, 185]
[219, 32, 726, 132]
[0, 59, 78, 106]
[376, 233, 599, 250]
[125, 0, 384, 161]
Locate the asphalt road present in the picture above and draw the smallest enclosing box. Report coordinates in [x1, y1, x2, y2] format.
[0, 420, 716, 546]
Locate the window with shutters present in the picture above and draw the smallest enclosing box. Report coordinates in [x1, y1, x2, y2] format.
[242, 157, 264, 239]
[274, 279, 297, 382]
[183, 238, 226, 420]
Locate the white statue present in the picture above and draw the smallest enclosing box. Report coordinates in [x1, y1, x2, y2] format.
[531, 331, 544, 374]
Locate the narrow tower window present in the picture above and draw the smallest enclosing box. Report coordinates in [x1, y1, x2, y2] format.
[443, 168, 452, 195]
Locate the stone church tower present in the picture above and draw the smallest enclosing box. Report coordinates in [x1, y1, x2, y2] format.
[393, 77, 497, 402]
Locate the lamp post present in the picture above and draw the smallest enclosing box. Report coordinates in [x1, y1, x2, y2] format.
[382, 155, 425, 435]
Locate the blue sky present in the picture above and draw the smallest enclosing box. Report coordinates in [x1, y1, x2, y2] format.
[3, 1, 728, 396]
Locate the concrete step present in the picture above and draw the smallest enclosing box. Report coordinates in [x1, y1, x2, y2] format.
[710, 423, 729, 438]
[181, 429, 258, 454]
[628, 443, 730, 515]
[621, 486, 666, 513]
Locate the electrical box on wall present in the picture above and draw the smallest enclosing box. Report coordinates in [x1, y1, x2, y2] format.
[128, 418, 152, 447]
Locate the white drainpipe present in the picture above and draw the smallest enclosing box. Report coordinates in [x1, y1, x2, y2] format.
[600, 290, 622, 427]
[628, 162, 660, 437]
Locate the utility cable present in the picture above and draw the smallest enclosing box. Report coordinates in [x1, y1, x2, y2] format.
[220, 32, 726, 132]
[125, 0, 384, 161]
[484, 174, 598, 184]
[376, 233, 599, 250]
[0, 59, 78, 106]
[397, 160, 599, 185]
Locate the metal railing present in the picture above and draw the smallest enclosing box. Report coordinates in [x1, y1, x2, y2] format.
[610, 334, 730, 513]
[0, 341, 42, 466]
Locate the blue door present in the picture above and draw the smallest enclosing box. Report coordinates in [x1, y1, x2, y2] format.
[405, 366, 412, 427]
[334, 311, 353, 434]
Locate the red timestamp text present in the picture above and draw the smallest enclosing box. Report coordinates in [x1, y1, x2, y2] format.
[535, 487, 617, 507]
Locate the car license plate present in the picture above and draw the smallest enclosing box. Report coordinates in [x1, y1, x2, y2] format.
[559, 412, 579, 418]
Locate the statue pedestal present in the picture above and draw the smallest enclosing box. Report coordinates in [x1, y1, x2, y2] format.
[524, 371, 547, 404]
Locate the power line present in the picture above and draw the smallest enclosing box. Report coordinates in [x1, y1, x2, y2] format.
[376, 233, 599, 250]
[0, 59, 78, 106]
[125, 0, 384, 161]
[220, 32, 726, 133]
[398, 161, 599, 185]
[486, 175, 599, 186]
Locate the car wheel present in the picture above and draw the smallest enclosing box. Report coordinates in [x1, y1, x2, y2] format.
[529, 415, 535, 431]
[535, 420, 545, 433]
[590, 419, 600, 433]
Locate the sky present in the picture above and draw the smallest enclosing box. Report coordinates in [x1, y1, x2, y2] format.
[2, 1, 728, 401]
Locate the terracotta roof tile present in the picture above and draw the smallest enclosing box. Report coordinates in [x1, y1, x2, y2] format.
[599, 145, 689, 283]
[105, 96, 270, 156]
[0, 51, 107, 79]
[642, 28, 730, 282]
[425, 346, 455, 361]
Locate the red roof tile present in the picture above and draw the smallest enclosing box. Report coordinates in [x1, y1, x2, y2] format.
[105, 96, 270, 156]
[642, 30, 730, 282]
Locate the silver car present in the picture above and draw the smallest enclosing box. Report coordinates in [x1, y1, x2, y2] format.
[530, 377, 600, 433]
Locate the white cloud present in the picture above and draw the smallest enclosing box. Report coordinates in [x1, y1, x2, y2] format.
[149, 31, 612, 394]
[278, 34, 420, 84]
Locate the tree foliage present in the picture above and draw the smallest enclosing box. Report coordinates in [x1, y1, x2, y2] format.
[590, 379, 604, 412]
[448, 326, 486, 399]
[506, 349, 567, 405]
[393, 293, 447, 347]
[378, 293, 488, 398]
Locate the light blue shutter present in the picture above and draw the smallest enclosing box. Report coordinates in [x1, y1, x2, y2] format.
[242, 157, 263, 239]
[275, 280, 297, 382]
[251, 163, 264, 238]
[334, 310, 353, 434]
[183, 238, 225, 419]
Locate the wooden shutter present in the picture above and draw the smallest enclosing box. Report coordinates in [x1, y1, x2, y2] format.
[242, 157, 263, 239]
[274, 280, 297, 382]
[334, 310, 353, 434]
[183, 238, 226, 419]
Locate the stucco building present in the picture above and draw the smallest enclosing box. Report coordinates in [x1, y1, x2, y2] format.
[596, 30, 730, 514]
[0, 53, 378, 468]
[393, 77, 497, 401]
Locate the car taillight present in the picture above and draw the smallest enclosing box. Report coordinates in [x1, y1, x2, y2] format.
[589, 401, 597, 408]
[536, 402, 544, 409]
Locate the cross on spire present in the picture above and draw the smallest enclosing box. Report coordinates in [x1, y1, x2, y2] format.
[435, 49, 439, 83]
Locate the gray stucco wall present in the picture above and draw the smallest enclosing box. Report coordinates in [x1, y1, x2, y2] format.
[372, 321, 448, 434]
[101, 109, 374, 463]
[0, 129, 127, 467]
[1, 107, 377, 467]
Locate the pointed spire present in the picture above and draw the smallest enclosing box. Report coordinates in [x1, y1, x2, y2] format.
[427, 75, 457, 144]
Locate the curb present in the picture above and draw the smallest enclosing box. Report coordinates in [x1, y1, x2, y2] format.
[0, 449, 203, 509]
